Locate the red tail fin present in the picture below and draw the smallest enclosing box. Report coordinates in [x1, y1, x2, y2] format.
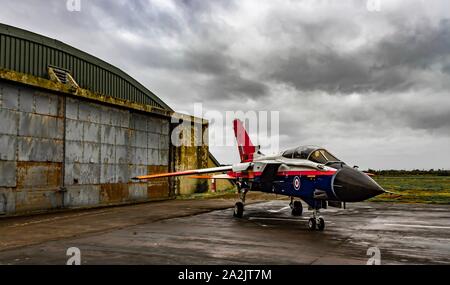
[233, 119, 256, 162]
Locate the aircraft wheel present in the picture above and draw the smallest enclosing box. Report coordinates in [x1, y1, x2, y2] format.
[233, 202, 244, 218]
[291, 201, 303, 216]
[317, 217, 325, 231]
[308, 218, 316, 230]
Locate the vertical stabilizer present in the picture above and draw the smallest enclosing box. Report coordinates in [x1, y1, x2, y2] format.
[233, 119, 256, 162]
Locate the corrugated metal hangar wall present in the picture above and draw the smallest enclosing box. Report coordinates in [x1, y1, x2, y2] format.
[0, 23, 233, 216]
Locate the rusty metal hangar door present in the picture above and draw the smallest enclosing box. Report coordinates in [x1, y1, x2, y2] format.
[0, 81, 171, 214]
[63, 96, 172, 207]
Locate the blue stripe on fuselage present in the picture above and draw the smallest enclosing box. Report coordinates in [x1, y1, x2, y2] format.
[254, 174, 338, 201]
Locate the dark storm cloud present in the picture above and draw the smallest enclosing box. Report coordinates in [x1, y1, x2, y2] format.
[0, 0, 449, 168]
[268, 50, 373, 93]
[182, 49, 269, 98]
[326, 93, 450, 132]
[375, 19, 450, 70]
[267, 18, 450, 93]
[106, 42, 269, 99]
[184, 49, 232, 75]
[406, 109, 450, 131]
[78, 0, 268, 99]
[208, 72, 269, 99]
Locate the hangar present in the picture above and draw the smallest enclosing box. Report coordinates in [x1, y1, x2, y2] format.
[0, 23, 232, 216]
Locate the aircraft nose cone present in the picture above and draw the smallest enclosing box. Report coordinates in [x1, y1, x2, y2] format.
[333, 166, 385, 202]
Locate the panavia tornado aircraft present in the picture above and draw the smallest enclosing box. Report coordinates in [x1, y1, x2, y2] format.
[134, 119, 386, 231]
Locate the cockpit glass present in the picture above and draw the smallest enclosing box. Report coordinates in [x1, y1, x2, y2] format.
[309, 149, 339, 164]
[293, 148, 310, 159]
[282, 148, 295, 159]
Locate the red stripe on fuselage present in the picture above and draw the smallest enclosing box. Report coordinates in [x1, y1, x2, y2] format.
[227, 170, 336, 178]
[277, 170, 336, 176]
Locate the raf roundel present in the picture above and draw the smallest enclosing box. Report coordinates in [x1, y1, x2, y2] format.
[293, 176, 301, 191]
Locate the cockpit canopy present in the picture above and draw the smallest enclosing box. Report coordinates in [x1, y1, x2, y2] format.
[282, 146, 340, 164]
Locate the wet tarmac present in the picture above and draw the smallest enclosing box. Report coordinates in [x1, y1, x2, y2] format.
[0, 200, 449, 264]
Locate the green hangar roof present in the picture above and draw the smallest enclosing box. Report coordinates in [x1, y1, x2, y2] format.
[0, 23, 171, 110]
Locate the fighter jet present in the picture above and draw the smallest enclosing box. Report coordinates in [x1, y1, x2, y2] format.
[134, 119, 386, 231]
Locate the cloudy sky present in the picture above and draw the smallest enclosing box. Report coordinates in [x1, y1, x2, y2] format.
[1, 0, 449, 170]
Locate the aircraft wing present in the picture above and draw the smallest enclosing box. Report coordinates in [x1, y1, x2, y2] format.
[187, 173, 237, 180]
[132, 166, 233, 181]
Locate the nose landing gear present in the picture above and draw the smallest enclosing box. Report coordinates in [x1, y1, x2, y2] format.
[308, 209, 325, 231]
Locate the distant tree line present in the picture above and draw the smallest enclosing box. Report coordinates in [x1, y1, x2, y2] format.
[367, 169, 450, 176]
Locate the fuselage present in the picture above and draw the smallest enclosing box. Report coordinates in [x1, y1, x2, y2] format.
[228, 146, 385, 208]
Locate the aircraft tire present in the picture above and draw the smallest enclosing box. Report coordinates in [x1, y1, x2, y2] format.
[317, 217, 325, 231]
[308, 218, 316, 230]
[291, 201, 303, 216]
[233, 202, 244, 218]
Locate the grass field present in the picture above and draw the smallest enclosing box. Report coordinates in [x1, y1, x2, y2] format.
[371, 175, 450, 204]
[180, 175, 450, 205]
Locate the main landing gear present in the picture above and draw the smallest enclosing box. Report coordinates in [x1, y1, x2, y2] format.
[233, 201, 244, 218]
[233, 183, 248, 218]
[308, 209, 325, 231]
[290, 197, 303, 216]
